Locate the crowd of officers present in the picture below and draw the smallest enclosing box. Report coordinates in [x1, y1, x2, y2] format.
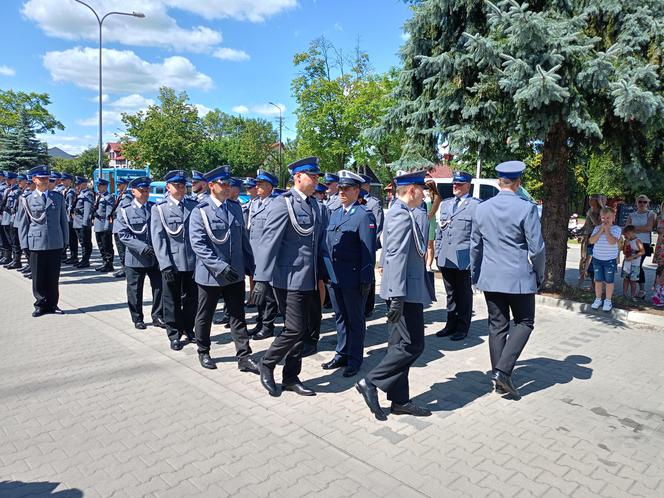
[1, 157, 545, 421]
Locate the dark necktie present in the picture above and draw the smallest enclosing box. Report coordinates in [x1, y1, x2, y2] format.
[42, 192, 48, 205]
[453, 197, 460, 214]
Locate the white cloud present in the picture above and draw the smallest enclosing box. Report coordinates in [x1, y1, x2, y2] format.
[43, 47, 213, 93]
[232, 105, 249, 114]
[162, 0, 298, 22]
[22, 0, 222, 53]
[194, 103, 213, 116]
[401, 32, 411, 42]
[212, 48, 250, 62]
[76, 94, 154, 127]
[333, 22, 343, 32]
[252, 102, 286, 116]
[39, 132, 117, 156]
[0, 65, 16, 76]
[88, 94, 110, 103]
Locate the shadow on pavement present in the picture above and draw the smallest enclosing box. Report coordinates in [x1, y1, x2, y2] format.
[513, 355, 593, 397]
[0, 481, 83, 497]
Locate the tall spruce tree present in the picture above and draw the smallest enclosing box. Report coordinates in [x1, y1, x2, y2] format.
[0, 110, 46, 171]
[383, 0, 664, 290]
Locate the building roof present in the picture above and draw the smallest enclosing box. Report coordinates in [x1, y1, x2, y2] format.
[105, 142, 128, 161]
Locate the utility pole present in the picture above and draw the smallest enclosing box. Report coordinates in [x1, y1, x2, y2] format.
[268, 102, 283, 182]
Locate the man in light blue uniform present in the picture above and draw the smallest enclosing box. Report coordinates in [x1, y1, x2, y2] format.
[60, 173, 78, 264]
[0, 171, 9, 264]
[470, 160, 545, 398]
[242, 178, 258, 228]
[322, 170, 376, 377]
[113, 177, 164, 330]
[16, 165, 69, 317]
[72, 176, 94, 268]
[356, 170, 434, 420]
[435, 171, 481, 341]
[15, 174, 35, 277]
[247, 169, 280, 340]
[188, 165, 259, 373]
[323, 173, 341, 211]
[110, 177, 131, 278]
[151, 170, 198, 351]
[190, 170, 209, 203]
[93, 178, 116, 272]
[360, 174, 384, 317]
[2, 172, 22, 269]
[251, 157, 330, 397]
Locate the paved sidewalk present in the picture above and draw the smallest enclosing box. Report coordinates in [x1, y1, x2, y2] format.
[1, 255, 663, 497]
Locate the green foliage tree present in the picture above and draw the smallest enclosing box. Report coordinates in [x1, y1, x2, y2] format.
[0, 90, 64, 135]
[200, 110, 278, 175]
[292, 37, 404, 175]
[383, 0, 664, 290]
[121, 87, 206, 178]
[586, 151, 626, 199]
[0, 110, 47, 171]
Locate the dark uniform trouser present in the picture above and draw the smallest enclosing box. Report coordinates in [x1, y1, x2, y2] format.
[68, 222, 78, 258]
[194, 281, 251, 357]
[162, 271, 197, 341]
[94, 230, 114, 264]
[364, 281, 376, 315]
[255, 282, 278, 331]
[440, 267, 473, 334]
[367, 302, 424, 404]
[263, 288, 320, 384]
[8, 226, 21, 262]
[114, 233, 126, 268]
[329, 285, 367, 368]
[484, 292, 535, 376]
[0, 224, 9, 259]
[125, 265, 163, 323]
[30, 249, 62, 311]
[1, 225, 12, 260]
[76, 226, 92, 261]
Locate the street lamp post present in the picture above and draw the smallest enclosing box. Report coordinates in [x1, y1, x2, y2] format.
[268, 101, 283, 181]
[73, 0, 144, 181]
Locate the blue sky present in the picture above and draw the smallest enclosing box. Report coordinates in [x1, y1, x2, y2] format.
[0, 0, 412, 155]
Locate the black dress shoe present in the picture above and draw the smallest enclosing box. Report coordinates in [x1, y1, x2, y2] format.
[170, 339, 182, 351]
[98, 264, 114, 273]
[259, 362, 279, 396]
[355, 378, 387, 421]
[198, 353, 217, 369]
[68, 259, 80, 265]
[51, 307, 65, 315]
[94, 264, 105, 271]
[253, 327, 274, 340]
[32, 308, 46, 318]
[5, 262, 21, 270]
[302, 343, 317, 357]
[248, 323, 262, 336]
[134, 321, 147, 330]
[450, 331, 468, 341]
[495, 385, 506, 395]
[282, 382, 316, 396]
[213, 316, 225, 325]
[20, 266, 31, 273]
[24, 273, 32, 279]
[113, 270, 126, 278]
[342, 365, 360, 377]
[492, 370, 519, 398]
[77, 261, 90, 269]
[152, 318, 167, 329]
[238, 356, 260, 374]
[184, 330, 196, 343]
[390, 401, 432, 417]
[245, 302, 257, 309]
[321, 357, 347, 370]
[436, 325, 456, 338]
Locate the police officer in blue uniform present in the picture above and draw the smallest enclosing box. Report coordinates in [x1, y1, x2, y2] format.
[60, 173, 78, 264]
[53, 173, 65, 195]
[16, 165, 69, 317]
[321, 170, 376, 377]
[113, 177, 165, 330]
[0, 171, 9, 264]
[356, 170, 434, 420]
[247, 170, 280, 340]
[251, 156, 330, 397]
[72, 176, 94, 268]
[242, 178, 258, 228]
[434, 171, 481, 341]
[191, 170, 210, 203]
[2, 172, 22, 269]
[15, 174, 34, 276]
[323, 173, 341, 211]
[151, 170, 198, 351]
[93, 178, 116, 272]
[470, 161, 545, 398]
[189, 165, 259, 373]
[359, 174, 383, 317]
[110, 177, 131, 278]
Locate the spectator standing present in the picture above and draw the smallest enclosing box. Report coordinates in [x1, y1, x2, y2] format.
[578, 194, 606, 288]
[620, 225, 645, 300]
[653, 202, 664, 267]
[626, 194, 656, 299]
[589, 207, 621, 311]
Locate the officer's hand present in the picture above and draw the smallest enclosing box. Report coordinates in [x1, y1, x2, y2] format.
[221, 265, 240, 282]
[361, 282, 372, 299]
[386, 297, 404, 323]
[251, 281, 268, 307]
[163, 267, 176, 283]
[142, 246, 155, 257]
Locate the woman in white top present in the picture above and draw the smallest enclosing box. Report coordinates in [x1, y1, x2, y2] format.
[626, 194, 656, 298]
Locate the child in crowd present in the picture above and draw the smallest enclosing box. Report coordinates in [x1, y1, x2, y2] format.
[653, 266, 664, 307]
[589, 207, 621, 311]
[621, 225, 645, 300]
